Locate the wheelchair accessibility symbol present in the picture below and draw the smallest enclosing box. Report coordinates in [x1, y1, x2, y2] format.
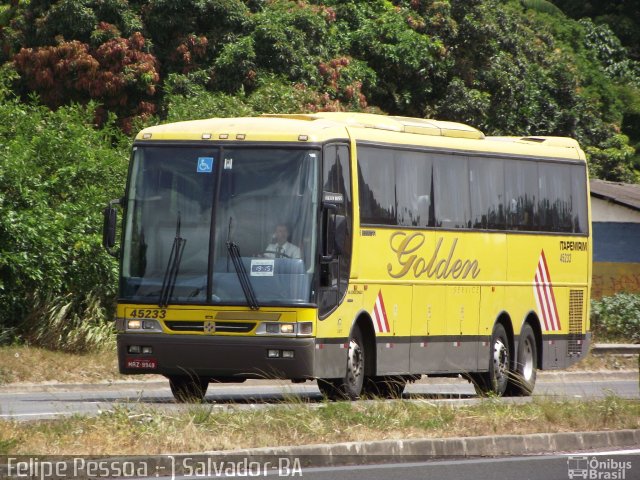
[197, 157, 214, 173]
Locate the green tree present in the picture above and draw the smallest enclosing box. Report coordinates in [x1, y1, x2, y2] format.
[0, 66, 127, 348]
[553, 0, 640, 60]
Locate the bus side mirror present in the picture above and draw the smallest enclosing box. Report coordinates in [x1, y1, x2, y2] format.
[103, 198, 122, 258]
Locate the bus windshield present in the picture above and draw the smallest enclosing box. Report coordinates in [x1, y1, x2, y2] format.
[120, 146, 319, 306]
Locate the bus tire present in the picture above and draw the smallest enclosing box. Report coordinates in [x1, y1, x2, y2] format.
[474, 323, 510, 396]
[507, 323, 537, 396]
[364, 376, 406, 399]
[169, 375, 209, 403]
[342, 327, 366, 399]
[317, 378, 342, 400]
[319, 327, 366, 400]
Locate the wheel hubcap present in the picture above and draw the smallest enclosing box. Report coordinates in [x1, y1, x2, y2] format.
[522, 338, 534, 381]
[347, 339, 363, 386]
[493, 338, 508, 387]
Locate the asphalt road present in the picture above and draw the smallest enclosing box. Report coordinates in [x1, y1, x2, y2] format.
[254, 450, 640, 480]
[0, 372, 637, 421]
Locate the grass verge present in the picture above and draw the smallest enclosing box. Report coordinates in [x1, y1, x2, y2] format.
[0, 396, 638, 455]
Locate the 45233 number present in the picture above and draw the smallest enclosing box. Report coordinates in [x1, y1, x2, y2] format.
[129, 309, 167, 319]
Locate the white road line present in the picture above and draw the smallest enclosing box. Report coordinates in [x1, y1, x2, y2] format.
[565, 449, 640, 456]
[0, 411, 75, 419]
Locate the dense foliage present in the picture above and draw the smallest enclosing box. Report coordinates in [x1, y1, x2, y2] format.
[1, 0, 640, 347]
[0, 68, 127, 349]
[1, 1, 639, 174]
[591, 293, 640, 343]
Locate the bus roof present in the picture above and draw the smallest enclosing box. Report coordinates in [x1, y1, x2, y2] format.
[136, 112, 585, 161]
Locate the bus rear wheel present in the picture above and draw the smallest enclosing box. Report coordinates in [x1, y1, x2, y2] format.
[473, 323, 511, 396]
[507, 323, 537, 396]
[319, 327, 365, 400]
[168, 375, 209, 403]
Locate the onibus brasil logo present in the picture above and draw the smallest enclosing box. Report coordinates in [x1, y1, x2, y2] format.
[567, 456, 632, 479]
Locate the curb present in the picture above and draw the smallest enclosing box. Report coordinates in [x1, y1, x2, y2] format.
[186, 429, 640, 467]
[1, 431, 638, 476]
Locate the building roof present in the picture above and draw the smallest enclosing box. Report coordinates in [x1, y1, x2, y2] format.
[590, 179, 640, 211]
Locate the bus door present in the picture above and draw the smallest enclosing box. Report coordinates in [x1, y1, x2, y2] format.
[318, 144, 352, 318]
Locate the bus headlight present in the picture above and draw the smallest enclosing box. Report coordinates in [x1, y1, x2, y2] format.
[257, 322, 313, 336]
[128, 319, 142, 330]
[280, 324, 295, 334]
[126, 319, 163, 332]
[265, 323, 294, 334]
[297, 322, 313, 336]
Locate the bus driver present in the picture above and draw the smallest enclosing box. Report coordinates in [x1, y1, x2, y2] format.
[263, 223, 301, 259]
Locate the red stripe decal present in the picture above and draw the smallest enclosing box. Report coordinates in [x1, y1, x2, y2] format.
[534, 249, 561, 332]
[377, 291, 390, 333]
[372, 290, 390, 333]
[541, 251, 561, 330]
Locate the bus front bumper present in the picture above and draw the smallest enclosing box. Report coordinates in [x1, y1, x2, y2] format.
[117, 334, 315, 379]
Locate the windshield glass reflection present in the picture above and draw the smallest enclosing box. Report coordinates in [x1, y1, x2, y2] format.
[121, 146, 318, 306]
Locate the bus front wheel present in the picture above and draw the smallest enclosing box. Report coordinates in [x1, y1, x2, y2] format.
[168, 375, 209, 403]
[319, 327, 366, 400]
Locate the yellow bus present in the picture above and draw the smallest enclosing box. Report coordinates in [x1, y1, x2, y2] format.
[103, 112, 591, 401]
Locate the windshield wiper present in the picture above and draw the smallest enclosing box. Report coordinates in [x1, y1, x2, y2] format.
[226, 241, 259, 310]
[159, 212, 187, 307]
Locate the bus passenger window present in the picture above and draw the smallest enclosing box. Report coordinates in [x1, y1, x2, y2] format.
[470, 158, 505, 230]
[357, 146, 396, 225]
[396, 151, 433, 227]
[505, 160, 537, 231]
[433, 154, 471, 229]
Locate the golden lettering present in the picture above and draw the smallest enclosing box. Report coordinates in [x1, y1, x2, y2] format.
[388, 231, 425, 278]
[462, 259, 480, 279]
[387, 232, 481, 280]
[450, 259, 463, 279]
[424, 237, 442, 276]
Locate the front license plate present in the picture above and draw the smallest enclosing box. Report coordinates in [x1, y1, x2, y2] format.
[126, 358, 157, 369]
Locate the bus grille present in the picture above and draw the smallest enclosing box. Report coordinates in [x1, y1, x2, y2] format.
[567, 289, 584, 357]
[165, 321, 256, 334]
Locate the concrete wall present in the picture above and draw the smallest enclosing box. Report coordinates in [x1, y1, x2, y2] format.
[591, 197, 640, 223]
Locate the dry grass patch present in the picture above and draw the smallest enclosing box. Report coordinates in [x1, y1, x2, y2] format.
[1, 396, 638, 455]
[0, 346, 162, 385]
[0, 346, 119, 385]
[568, 352, 637, 371]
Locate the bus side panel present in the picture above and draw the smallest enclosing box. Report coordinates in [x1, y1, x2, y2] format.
[435, 231, 504, 374]
[313, 290, 363, 379]
[507, 234, 590, 369]
[442, 284, 480, 372]
[364, 284, 412, 376]
[478, 284, 505, 369]
[410, 285, 448, 373]
[502, 285, 532, 334]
